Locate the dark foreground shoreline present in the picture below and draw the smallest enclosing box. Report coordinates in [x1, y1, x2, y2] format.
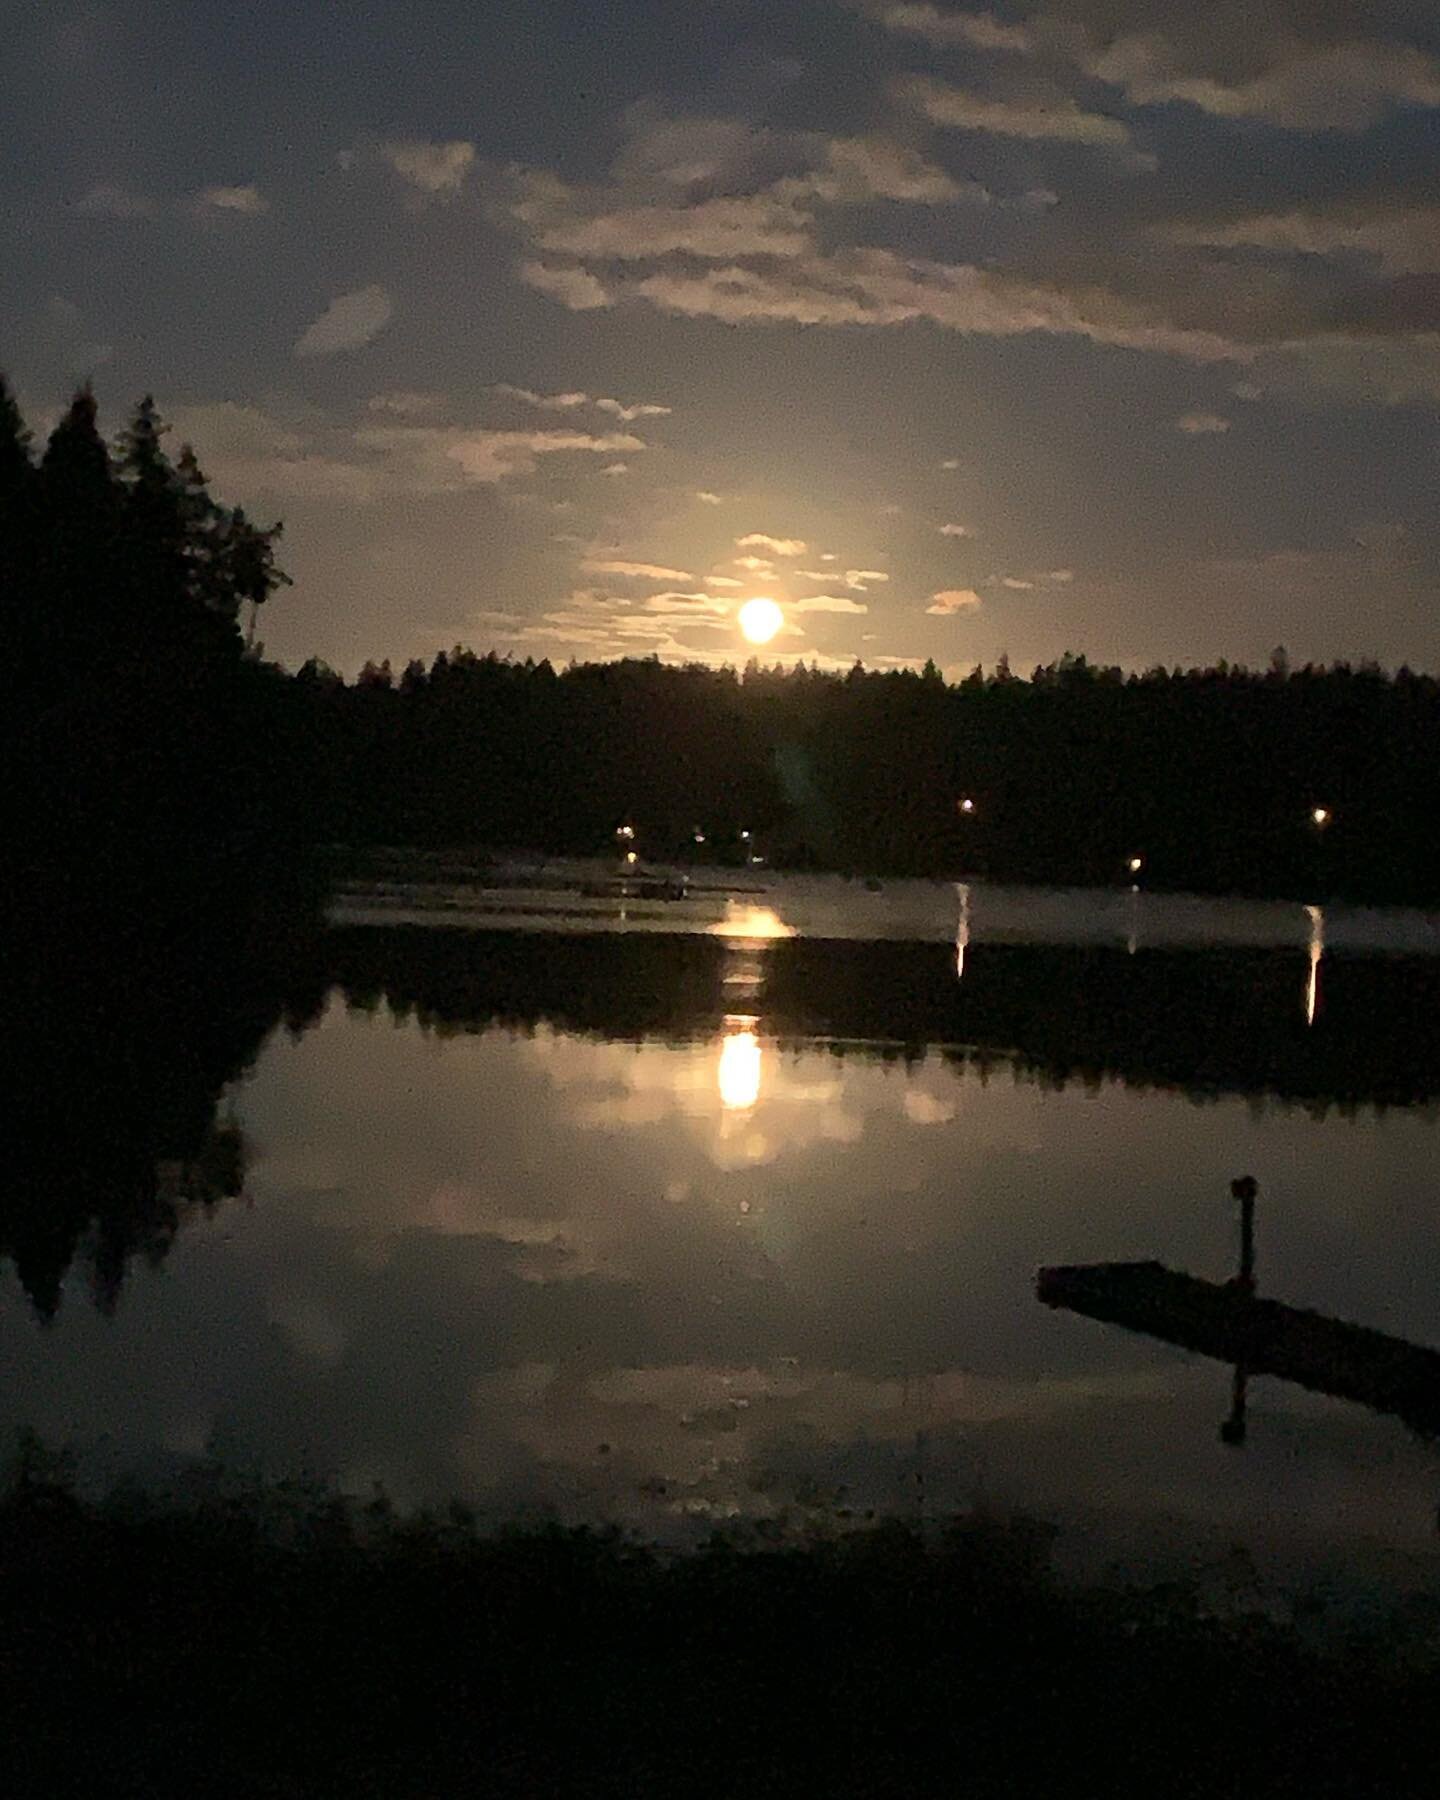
[4, 1453, 1440, 1798]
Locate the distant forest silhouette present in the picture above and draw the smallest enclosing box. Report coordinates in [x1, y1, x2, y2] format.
[304, 648, 1440, 902]
[7, 377, 1440, 902]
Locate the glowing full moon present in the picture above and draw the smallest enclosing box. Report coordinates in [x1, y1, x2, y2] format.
[738, 597, 784, 646]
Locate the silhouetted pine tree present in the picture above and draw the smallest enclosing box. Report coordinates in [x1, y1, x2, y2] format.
[6, 381, 291, 882]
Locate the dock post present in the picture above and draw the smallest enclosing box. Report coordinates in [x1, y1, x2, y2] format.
[1230, 1175, 1257, 1293]
[1220, 1364, 1248, 1446]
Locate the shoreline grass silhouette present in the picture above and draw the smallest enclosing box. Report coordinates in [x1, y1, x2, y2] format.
[4, 1437, 1440, 1798]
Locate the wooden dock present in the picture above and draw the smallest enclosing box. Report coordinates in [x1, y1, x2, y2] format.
[1037, 1260, 1440, 1436]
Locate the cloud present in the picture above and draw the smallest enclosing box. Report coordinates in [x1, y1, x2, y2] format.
[705, 574, 743, 587]
[637, 590, 730, 615]
[179, 401, 648, 502]
[405, 429, 640, 485]
[902, 75, 1134, 147]
[845, 569, 889, 589]
[495, 386, 671, 421]
[627, 249, 1241, 362]
[1177, 410, 1231, 434]
[1251, 335, 1440, 407]
[498, 85, 1440, 393]
[168, 402, 377, 502]
[582, 559, 695, 582]
[940, 458, 961, 470]
[1001, 576, 1035, 589]
[534, 192, 813, 262]
[875, 4, 1032, 54]
[734, 555, 774, 572]
[195, 184, 268, 215]
[608, 105, 978, 211]
[928, 588, 983, 614]
[600, 462, 630, 475]
[793, 593, 869, 613]
[807, 135, 976, 205]
[1165, 206, 1440, 277]
[594, 397, 672, 421]
[610, 110, 798, 191]
[73, 182, 158, 219]
[494, 385, 590, 410]
[502, 581, 742, 662]
[938, 522, 973, 536]
[1045, 569, 1075, 583]
[381, 138, 476, 195]
[368, 391, 443, 415]
[519, 262, 613, 310]
[1088, 33, 1440, 132]
[42, 294, 113, 368]
[737, 532, 807, 556]
[295, 285, 393, 356]
[696, 490, 724, 505]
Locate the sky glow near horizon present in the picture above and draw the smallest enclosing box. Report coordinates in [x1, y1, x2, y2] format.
[4, 1, 1440, 677]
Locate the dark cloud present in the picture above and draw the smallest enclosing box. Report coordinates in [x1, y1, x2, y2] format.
[3, 0, 1439, 673]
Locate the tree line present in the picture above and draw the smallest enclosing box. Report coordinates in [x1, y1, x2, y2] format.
[7, 379, 1440, 904]
[291, 645, 1440, 903]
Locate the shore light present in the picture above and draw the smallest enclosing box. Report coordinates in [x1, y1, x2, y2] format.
[958, 797, 975, 815]
[1312, 806, 1332, 828]
[1127, 855, 1143, 875]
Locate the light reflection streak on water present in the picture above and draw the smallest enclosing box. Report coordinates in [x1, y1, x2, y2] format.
[717, 1020, 762, 1111]
[955, 882, 971, 981]
[1305, 904, 1325, 1027]
[708, 903, 794, 941]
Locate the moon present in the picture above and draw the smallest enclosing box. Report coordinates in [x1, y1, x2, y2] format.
[738, 597, 784, 645]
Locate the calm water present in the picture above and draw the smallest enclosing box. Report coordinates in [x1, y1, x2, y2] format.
[8, 874, 1440, 1590]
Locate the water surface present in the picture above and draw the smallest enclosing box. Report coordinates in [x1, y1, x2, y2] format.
[8, 876, 1440, 1592]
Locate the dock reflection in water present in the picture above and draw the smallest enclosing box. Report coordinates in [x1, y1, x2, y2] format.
[1038, 1178, 1440, 1527]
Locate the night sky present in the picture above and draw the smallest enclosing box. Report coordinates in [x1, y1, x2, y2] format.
[5, 1, 1439, 677]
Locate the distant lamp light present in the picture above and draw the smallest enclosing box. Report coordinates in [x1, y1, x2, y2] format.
[616, 824, 635, 841]
[1311, 805, 1332, 828]
[625, 850, 638, 865]
[739, 829, 751, 840]
[1127, 855, 1144, 875]
[958, 797, 975, 815]
[693, 830, 706, 845]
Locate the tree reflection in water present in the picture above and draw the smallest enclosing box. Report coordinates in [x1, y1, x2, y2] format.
[4, 889, 317, 1318]
[9, 911, 1440, 1317]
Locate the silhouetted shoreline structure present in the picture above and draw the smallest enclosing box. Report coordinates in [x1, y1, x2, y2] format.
[1037, 1180, 1440, 1440]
